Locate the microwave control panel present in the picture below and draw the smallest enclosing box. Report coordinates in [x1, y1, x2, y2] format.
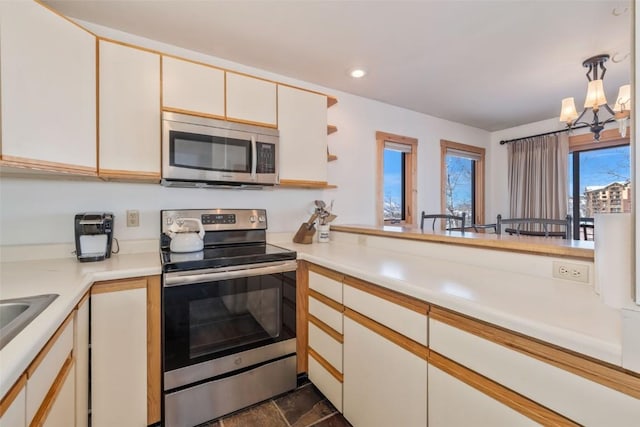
[256, 142, 276, 174]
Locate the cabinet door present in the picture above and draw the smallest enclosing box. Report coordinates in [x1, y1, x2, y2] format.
[0, 377, 26, 427]
[226, 72, 277, 127]
[75, 297, 89, 427]
[41, 361, 75, 427]
[91, 279, 147, 427]
[162, 56, 225, 118]
[99, 40, 161, 180]
[277, 85, 328, 184]
[0, 0, 96, 174]
[343, 316, 427, 427]
[428, 365, 539, 427]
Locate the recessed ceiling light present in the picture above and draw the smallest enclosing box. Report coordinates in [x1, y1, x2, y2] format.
[350, 69, 366, 78]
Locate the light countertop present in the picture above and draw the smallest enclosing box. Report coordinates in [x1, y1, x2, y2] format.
[0, 251, 161, 397]
[331, 224, 595, 260]
[0, 236, 621, 398]
[273, 238, 621, 367]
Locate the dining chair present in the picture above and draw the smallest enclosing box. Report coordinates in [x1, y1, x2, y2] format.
[420, 212, 466, 232]
[496, 214, 572, 239]
[579, 217, 594, 240]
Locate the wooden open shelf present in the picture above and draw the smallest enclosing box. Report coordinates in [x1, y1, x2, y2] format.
[327, 96, 338, 108]
[327, 154, 338, 162]
[327, 125, 338, 135]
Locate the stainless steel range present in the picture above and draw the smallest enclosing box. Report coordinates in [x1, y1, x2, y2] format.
[160, 209, 297, 427]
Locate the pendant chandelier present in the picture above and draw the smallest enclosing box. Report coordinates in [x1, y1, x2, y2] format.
[559, 54, 631, 141]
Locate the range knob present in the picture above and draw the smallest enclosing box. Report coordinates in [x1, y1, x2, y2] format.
[249, 215, 257, 223]
[258, 215, 266, 223]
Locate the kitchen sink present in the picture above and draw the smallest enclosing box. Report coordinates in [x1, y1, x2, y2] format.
[0, 294, 58, 350]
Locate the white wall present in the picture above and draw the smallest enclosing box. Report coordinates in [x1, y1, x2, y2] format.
[0, 18, 490, 246]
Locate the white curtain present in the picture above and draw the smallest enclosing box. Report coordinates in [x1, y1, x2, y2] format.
[507, 133, 569, 220]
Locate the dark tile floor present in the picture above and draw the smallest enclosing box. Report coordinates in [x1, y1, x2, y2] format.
[198, 382, 351, 427]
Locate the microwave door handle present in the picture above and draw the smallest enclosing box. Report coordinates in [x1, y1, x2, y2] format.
[250, 135, 257, 180]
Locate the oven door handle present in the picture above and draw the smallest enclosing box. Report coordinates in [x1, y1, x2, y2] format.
[163, 260, 297, 287]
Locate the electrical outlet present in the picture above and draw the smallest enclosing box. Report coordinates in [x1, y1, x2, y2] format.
[552, 261, 589, 283]
[126, 210, 140, 227]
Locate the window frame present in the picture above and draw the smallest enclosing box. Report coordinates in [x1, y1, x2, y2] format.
[440, 140, 486, 227]
[376, 131, 418, 225]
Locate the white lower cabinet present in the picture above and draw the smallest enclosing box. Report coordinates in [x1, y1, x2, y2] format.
[41, 361, 76, 427]
[74, 298, 89, 427]
[428, 365, 538, 427]
[429, 317, 640, 426]
[91, 279, 147, 427]
[0, 379, 26, 427]
[343, 316, 427, 427]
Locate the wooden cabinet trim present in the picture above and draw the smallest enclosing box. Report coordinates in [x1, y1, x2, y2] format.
[296, 261, 309, 374]
[29, 353, 74, 427]
[225, 116, 278, 129]
[0, 156, 97, 176]
[308, 347, 343, 383]
[430, 306, 640, 399]
[309, 314, 344, 344]
[98, 169, 161, 183]
[0, 374, 26, 418]
[343, 276, 429, 315]
[429, 350, 579, 426]
[309, 290, 343, 313]
[161, 107, 226, 121]
[147, 276, 161, 425]
[308, 263, 345, 283]
[26, 313, 74, 378]
[344, 308, 428, 361]
[92, 277, 148, 294]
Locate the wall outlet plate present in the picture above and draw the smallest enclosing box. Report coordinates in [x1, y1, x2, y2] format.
[552, 261, 589, 284]
[126, 210, 140, 227]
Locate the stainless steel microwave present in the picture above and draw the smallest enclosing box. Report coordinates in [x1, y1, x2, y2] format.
[161, 112, 279, 187]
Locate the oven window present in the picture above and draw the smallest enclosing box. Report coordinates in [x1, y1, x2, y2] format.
[170, 131, 251, 172]
[189, 285, 281, 359]
[164, 271, 296, 371]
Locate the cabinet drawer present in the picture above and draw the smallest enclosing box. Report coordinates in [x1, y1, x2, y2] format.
[343, 284, 427, 345]
[309, 296, 342, 334]
[428, 364, 538, 427]
[308, 355, 343, 412]
[429, 318, 640, 426]
[26, 316, 74, 424]
[309, 270, 342, 303]
[308, 323, 342, 374]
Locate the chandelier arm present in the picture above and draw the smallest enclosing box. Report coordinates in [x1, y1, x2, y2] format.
[599, 61, 607, 80]
[572, 109, 588, 127]
[603, 103, 616, 116]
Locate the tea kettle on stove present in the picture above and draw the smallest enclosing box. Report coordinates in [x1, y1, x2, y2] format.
[168, 217, 205, 253]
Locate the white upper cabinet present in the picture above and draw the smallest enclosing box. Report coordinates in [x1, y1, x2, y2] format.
[162, 56, 225, 118]
[277, 85, 328, 184]
[226, 72, 277, 127]
[0, 0, 96, 174]
[99, 40, 161, 180]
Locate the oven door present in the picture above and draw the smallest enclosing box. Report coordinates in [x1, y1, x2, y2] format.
[163, 261, 297, 388]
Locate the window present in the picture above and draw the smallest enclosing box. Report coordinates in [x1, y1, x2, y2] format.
[440, 140, 485, 227]
[376, 131, 417, 225]
[568, 129, 631, 240]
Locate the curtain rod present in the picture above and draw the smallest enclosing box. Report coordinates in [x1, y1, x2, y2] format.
[499, 124, 589, 145]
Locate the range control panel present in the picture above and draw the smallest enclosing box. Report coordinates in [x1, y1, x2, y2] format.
[161, 209, 267, 234]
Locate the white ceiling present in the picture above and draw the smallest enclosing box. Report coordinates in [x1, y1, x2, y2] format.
[45, 0, 632, 132]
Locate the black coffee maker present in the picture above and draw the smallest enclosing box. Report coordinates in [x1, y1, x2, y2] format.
[74, 213, 115, 262]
